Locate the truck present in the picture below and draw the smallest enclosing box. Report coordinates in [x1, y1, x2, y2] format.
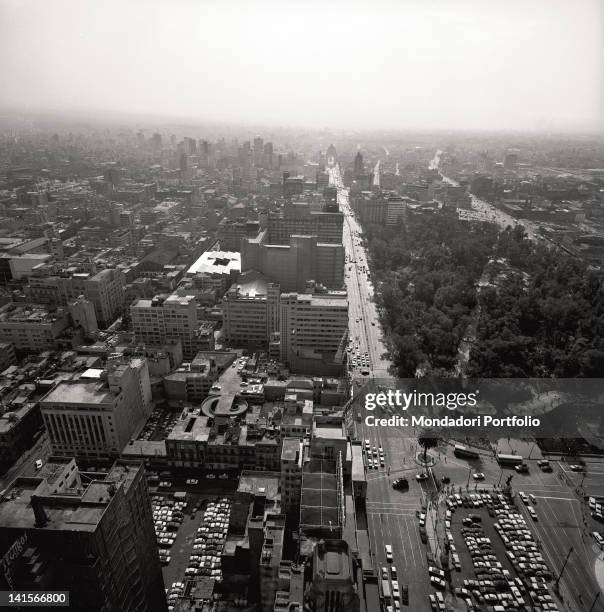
[380, 578, 392, 604]
[454, 444, 479, 460]
[497, 453, 524, 467]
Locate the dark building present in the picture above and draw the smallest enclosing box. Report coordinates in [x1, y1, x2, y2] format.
[0, 459, 167, 612]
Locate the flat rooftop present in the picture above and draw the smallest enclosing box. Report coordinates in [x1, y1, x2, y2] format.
[187, 250, 241, 277]
[41, 380, 112, 406]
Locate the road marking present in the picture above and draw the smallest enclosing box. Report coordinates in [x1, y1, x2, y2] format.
[533, 495, 579, 501]
[368, 511, 418, 517]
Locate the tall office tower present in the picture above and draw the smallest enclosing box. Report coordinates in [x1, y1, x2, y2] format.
[267, 200, 344, 245]
[40, 356, 152, 458]
[199, 139, 211, 167]
[253, 136, 264, 166]
[183, 136, 197, 155]
[0, 458, 168, 612]
[326, 144, 337, 167]
[131, 294, 199, 359]
[263, 141, 274, 169]
[353, 151, 364, 178]
[179, 153, 188, 172]
[279, 292, 348, 373]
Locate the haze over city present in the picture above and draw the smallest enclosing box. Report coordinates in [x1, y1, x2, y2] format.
[1, 0, 603, 132]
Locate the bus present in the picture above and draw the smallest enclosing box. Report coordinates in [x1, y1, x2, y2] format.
[497, 453, 524, 467]
[453, 444, 479, 460]
[380, 578, 392, 604]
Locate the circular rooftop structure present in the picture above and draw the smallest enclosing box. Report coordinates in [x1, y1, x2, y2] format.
[201, 392, 248, 418]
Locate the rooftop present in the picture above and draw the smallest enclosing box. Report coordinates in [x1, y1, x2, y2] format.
[41, 380, 112, 406]
[187, 250, 241, 277]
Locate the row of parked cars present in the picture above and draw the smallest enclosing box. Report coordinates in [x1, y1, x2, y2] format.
[182, 498, 231, 581]
[492, 494, 558, 611]
[152, 495, 187, 566]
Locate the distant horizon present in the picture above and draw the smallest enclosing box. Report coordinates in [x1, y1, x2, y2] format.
[1, 0, 602, 134]
[1, 105, 603, 140]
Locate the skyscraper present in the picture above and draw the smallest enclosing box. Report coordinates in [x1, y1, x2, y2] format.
[0, 459, 167, 612]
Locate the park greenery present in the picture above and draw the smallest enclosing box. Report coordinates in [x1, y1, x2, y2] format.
[364, 213, 604, 378]
[363, 213, 498, 377]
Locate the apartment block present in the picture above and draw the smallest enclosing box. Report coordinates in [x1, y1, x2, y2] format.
[131, 294, 200, 359]
[26, 268, 126, 327]
[0, 303, 70, 354]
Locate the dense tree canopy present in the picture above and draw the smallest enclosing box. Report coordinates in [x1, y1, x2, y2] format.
[363, 213, 498, 377]
[468, 226, 604, 377]
[364, 214, 604, 378]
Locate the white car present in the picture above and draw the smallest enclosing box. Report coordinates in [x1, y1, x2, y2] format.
[186, 479, 198, 485]
[473, 472, 485, 480]
[385, 544, 393, 562]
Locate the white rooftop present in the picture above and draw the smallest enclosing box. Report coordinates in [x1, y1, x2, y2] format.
[186, 251, 241, 277]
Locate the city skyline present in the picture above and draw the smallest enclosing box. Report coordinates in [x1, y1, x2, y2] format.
[1, 0, 603, 133]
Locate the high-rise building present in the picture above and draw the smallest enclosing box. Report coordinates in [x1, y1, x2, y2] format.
[0, 303, 71, 354]
[222, 273, 280, 348]
[253, 136, 264, 167]
[26, 268, 125, 328]
[326, 144, 337, 168]
[40, 357, 152, 458]
[263, 142, 274, 169]
[353, 152, 364, 178]
[68, 295, 98, 335]
[279, 292, 348, 374]
[0, 458, 167, 612]
[81, 269, 125, 328]
[242, 232, 344, 292]
[131, 294, 200, 359]
[267, 200, 343, 245]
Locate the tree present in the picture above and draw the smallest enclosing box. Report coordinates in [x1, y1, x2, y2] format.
[418, 429, 439, 465]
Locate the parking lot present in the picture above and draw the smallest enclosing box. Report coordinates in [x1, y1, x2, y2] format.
[165, 497, 231, 610]
[433, 491, 559, 611]
[138, 404, 181, 441]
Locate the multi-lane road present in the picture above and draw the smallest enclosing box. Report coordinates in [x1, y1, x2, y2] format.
[331, 159, 604, 610]
[331, 164, 391, 381]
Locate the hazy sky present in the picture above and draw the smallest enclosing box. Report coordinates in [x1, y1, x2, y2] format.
[1, 0, 602, 131]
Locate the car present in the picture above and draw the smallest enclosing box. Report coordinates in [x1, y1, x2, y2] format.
[440, 476, 450, 484]
[35, 459, 43, 470]
[527, 507, 538, 520]
[392, 580, 400, 597]
[401, 584, 408, 604]
[473, 472, 485, 480]
[537, 460, 550, 468]
[428, 566, 445, 579]
[186, 478, 198, 485]
[430, 576, 446, 589]
[390, 565, 398, 580]
[529, 494, 537, 504]
[569, 464, 584, 472]
[385, 544, 393, 562]
[381, 566, 389, 579]
[416, 473, 428, 481]
[515, 463, 529, 473]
